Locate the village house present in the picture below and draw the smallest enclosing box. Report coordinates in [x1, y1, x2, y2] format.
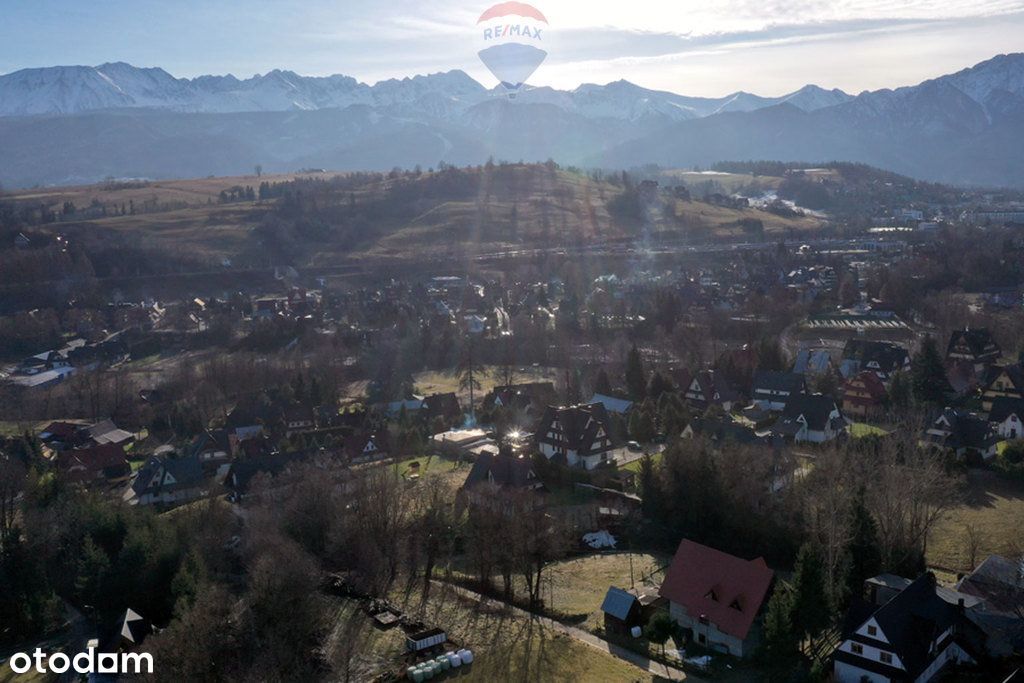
[343, 431, 389, 464]
[750, 371, 806, 412]
[587, 393, 634, 416]
[840, 339, 911, 382]
[834, 573, 982, 683]
[841, 371, 889, 420]
[535, 402, 614, 470]
[772, 394, 848, 443]
[678, 369, 741, 412]
[946, 328, 1001, 377]
[989, 397, 1024, 441]
[126, 454, 206, 507]
[658, 539, 774, 658]
[460, 446, 544, 510]
[981, 363, 1024, 412]
[483, 381, 557, 414]
[920, 408, 999, 461]
[955, 555, 1024, 657]
[56, 443, 132, 487]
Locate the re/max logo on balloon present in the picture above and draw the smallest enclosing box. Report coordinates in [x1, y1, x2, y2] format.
[482, 25, 543, 41]
[475, 1, 549, 94]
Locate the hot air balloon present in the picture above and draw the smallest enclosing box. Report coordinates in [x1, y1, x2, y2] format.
[475, 2, 549, 95]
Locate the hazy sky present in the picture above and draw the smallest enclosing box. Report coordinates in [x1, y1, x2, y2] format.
[1, 0, 1023, 96]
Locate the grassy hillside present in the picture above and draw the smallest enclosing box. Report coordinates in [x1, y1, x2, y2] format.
[4, 164, 822, 270]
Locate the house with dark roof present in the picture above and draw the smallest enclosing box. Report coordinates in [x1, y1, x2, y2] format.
[982, 364, 1024, 413]
[989, 397, 1024, 441]
[955, 555, 1024, 657]
[658, 539, 774, 658]
[834, 573, 983, 683]
[224, 451, 314, 498]
[536, 403, 614, 470]
[420, 392, 463, 426]
[920, 408, 999, 461]
[681, 370, 740, 412]
[189, 429, 234, 474]
[842, 371, 889, 420]
[947, 328, 1001, 376]
[127, 454, 205, 507]
[460, 447, 544, 510]
[840, 340, 911, 382]
[601, 586, 643, 636]
[587, 393, 634, 416]
[772, 394, 847, 443]
[484, 382, 557, 415]
[682, 415, 769, 446]
[343, 431, 389, 464]
[750, 371, 806, 411]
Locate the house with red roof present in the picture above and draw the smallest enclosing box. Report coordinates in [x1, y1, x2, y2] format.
[57, 443, 131, 486]
[841, 370, 889, 419]
[658, 539, 775, 658]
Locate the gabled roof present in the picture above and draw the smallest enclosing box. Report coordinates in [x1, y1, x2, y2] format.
[849, 573, 980, 679]
[536, 403, 612, 456]
[842, 371, 888, 405]
[990, 396, 1024, 423]
[947, 328, 1000, 359]
[659, 539, 774, 641]
[985, 364, 1024, 393]
[57, 443, 130, 482]
[841, 339, 910, 374]
[781, 394, 841, 431]
[601, 586, 640, 621]
[956, 555, 1024, 615]
[463, 450, 538, 490]
[588, 393, 634, 415]
[752, 371, 806, 396]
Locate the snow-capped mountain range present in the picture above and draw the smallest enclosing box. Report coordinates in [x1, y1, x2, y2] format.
[0, 53, 1022, 188]
[0, 61, 855, 120]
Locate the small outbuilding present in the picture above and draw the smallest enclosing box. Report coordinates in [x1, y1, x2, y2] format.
[601, 586, 642, 635]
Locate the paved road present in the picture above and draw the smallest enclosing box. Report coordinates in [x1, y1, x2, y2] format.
[439, 582, 702, 682]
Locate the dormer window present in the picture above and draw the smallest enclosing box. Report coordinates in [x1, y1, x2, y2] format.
[729, 598, 743, 611]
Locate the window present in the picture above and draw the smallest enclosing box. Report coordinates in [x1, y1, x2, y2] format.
[879, 652, 893, 664]
[867, 625, 877, 636]
[851, 644, 863, 655]
[698, 634, 706, 644]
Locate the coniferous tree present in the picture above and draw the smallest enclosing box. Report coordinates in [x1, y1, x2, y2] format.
[791, 542, 831, 651]
[841, 491, 882, 608]
[593, 368, 613, 396]
[625, 345, 647, 400]
[760, 585, 800, 679]
[911, 336, 950, 405]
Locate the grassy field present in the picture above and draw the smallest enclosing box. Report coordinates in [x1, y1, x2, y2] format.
[928, 470, 1024, 572]
[393, 453, 464, 479]
[413, 365, 559, 403]
[620, 452, 664, 473]
[849, 423, 889, 438]
[327, 581, 658, 682]
[543, 553, 670, 631]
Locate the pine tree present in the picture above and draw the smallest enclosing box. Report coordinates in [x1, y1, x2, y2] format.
[911, 336, 950, 405]
[593, 368, 613, 396]
[791, 542, 831, 651]
[888, 370, 911, 411]
[760, 584, 800, 679]
[625, 345, 647, 400]
[841, 491, 882, 607]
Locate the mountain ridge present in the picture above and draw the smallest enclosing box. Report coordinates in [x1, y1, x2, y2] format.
[0, 53, 1022, 188]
